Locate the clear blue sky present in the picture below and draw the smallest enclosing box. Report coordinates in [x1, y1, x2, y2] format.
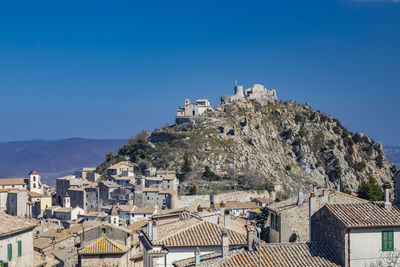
[0, 0, 399, 145]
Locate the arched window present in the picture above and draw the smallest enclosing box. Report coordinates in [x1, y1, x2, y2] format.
[33, 176, 36, 182]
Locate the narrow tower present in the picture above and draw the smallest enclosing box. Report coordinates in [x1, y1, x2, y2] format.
[63, 192, 70, 208]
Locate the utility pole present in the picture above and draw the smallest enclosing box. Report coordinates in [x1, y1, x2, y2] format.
[256, 227, 262, 267]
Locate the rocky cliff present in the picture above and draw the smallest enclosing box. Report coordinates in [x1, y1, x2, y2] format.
[101, 99, 397, 193]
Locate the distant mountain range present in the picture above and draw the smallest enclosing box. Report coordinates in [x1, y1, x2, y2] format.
[384, 145, 400, 169]
[0, 138, 126, 186]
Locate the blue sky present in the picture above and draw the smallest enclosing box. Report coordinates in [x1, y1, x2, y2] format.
[0, 0, 399, 145]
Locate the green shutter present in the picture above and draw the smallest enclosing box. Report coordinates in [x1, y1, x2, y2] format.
[8, 243, 12, 261]
[382, 231, 394, 251]
[18, 240, 22, 257]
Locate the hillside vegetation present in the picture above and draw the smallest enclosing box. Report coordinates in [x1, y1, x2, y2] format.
[98, 100, 397, 194]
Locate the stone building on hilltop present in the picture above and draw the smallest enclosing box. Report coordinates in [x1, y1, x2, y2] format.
[221, 82, 277, 105]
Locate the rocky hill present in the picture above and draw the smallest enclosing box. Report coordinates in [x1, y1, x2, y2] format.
[99, 99, 397, 194]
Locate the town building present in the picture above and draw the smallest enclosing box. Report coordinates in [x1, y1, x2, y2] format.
[107, 161, 135, 177]
[0, 170, 44, 194]
[75, 167, 100, 182]
[78, 223, 136, 267]
[0, 214, 36, 267]
[266, 187, 366, 243]
[139, 213, 247, 267]
[216, 201, 260, 217]
[312, 187, 400, 267]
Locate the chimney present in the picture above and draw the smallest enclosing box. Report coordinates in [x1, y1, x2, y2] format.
[147, 220, 153, 239]
[384, 183, 392, 209]
[151, 220, 157, 240]
[210, 195, 215, 210]
[246, 224, 256, 251]
[324, 177, 328, 188]
[81, 226, 85, 248]
[336, 183, 340, 192]
[309, 192, 317, 241]
[296, 187, 304, 205]
[224, 209, 231, 228]
[194, 247, 201, 266]
[221, 229, 229, 258]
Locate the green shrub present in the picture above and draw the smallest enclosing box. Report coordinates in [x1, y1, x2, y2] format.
[202, 165, 221, 181]
[354, 161, 366, 172]
[357, 177, 384, 201]
[376, 154, 384, 169]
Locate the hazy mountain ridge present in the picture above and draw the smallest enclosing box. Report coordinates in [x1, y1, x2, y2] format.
[384, 145, 400, 169]
[0, 138, 126, 185]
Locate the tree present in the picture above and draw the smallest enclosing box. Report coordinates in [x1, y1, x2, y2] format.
[202, 165, 221, 181]
[181, 152, 192, 175]
[358, 177, 384, 201]
[105, 152, 115, 162]
[255, 207, 269, 241]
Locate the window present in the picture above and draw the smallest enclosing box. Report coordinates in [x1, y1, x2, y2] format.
[382, 231, 394, 251]
[33, 176, 36, 182]
[270, 212, 280, 231]
[18, 240, 22, 257]
[8, 243, 12, 261]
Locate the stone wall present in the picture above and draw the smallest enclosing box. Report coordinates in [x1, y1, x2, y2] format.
[176, 190, 270, 208]
[80, 253, 130, 267]
[311, 205, 346, 266]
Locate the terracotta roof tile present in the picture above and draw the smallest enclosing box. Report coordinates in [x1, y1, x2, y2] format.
[221, 243, 339, 267]
[0, 214, 36, 237]
[79, 236, 130, 255]
[0, 178, 27, 185]
[326, 202, 400, 228]
[155, 220, 246, 247]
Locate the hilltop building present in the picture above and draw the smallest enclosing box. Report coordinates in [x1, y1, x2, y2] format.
[221, 82, 277, 105]
[176, 98, 213, 124]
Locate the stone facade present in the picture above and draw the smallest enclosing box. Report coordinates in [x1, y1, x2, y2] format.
[7, 191, 31, 217]
[267, 189, 366, 243]
[221, 83, 278, 105]
[80, 253, 131, 267]
[311, 205, 347, 265]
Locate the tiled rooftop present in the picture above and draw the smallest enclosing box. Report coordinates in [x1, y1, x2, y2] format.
[221, 243, 339, 267]
[0, 213, 36, 237]
[174, 243, 340, 267]
[79, 235, 130, 255]
[0, 178, 27, 185]
[132, 205, 156, 214]
[326, 202, 400, 228]
[154, 220, 246, 247]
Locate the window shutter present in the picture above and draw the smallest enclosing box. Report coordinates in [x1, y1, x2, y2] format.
[18, 240, 22, 257]
[382, 231, 394, 251]
[7, 244, 12, 261]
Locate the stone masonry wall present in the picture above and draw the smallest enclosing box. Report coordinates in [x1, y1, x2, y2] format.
[176, 190, 270, 208]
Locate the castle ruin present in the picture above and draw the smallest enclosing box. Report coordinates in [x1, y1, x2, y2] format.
[221, 82, 277, 105]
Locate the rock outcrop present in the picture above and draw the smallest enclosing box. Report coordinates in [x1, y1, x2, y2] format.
[104, 99, 397, 193]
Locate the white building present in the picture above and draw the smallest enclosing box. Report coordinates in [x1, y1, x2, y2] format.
[312, 192, 400, 267]
[139, 213, 246, 267]
[0, 214, 36, 267]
